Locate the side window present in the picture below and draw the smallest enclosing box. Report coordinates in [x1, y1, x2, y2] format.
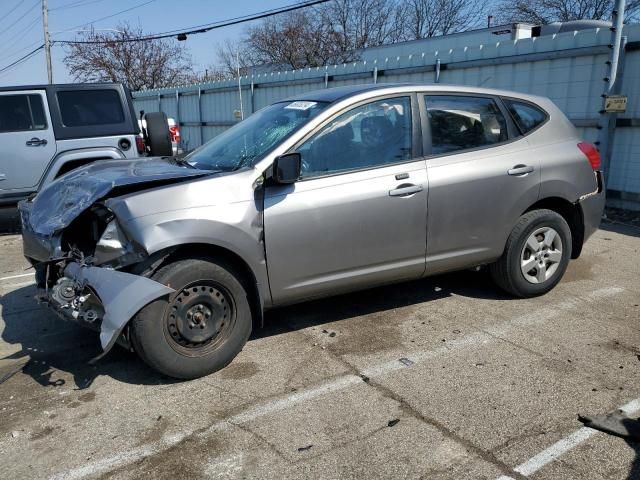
[0, 94, 47, 133]
[504, 99, 547, 134]
[425, 95, 508, 155]
[298, 97, 412, 178]
[57, 89, 125, 127]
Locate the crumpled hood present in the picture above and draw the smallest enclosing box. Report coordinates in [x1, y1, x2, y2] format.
[28, 157, 214, 235]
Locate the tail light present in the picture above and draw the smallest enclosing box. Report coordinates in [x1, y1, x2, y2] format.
[577, 142, 601, 170]
[135, 136, 146, 155]
[169, 125, 181, 144]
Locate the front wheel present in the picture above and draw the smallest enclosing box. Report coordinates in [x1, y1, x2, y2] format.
[130, 257, 252, 379]
[490, 209, 572, 298]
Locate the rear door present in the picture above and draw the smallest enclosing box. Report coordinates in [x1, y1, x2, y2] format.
[421, 93, 540, 273]
[0, 91, 56, 192]
[264, 94, 428, 305]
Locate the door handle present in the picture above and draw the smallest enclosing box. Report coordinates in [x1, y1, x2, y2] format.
[508, 164, 534, 176]
[0, 174, 5, 181]
[389, 184, 423, 197]
[26, 137, 47, 147]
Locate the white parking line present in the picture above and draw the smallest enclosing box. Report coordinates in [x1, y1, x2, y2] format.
[0, 272, 34, 282]
[0, 280, 35, 289]
[496, 397, 640, 479]
[47, 286, 625, 480]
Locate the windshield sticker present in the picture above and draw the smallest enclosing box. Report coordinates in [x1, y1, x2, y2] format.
[285, 101, 317, 110]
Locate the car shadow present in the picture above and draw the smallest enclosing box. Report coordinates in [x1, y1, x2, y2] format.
[0, 269, 510, 389]
[601, 220, 640, 239]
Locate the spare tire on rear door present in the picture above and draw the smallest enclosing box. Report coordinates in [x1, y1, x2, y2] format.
[144, 111, 172, 156]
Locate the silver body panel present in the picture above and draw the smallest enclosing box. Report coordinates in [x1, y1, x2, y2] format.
[19, 83, 605, 354]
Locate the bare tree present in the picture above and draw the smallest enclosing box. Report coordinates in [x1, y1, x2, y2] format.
[216, 39, 259, 77]
[497, 0, 640, 24]
[402, 0, 488, 39]
[245, 10, 350, 69]
[63, 23, 195, 90]
[321, 0, 406, 49]
[215, 0, 493, 72]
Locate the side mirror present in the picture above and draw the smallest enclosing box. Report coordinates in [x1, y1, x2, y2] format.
[273, 153, 301, 184]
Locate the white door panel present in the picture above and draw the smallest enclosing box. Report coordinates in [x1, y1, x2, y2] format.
[0, 91, 56, 192]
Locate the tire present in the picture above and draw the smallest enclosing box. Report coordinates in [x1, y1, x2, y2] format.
[144, 112, 172, 156]
[130, 257, 252, 379]
[490, 209, 572, 298]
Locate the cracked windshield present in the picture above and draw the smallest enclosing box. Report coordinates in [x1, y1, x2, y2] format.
[185, 100, 329, 171]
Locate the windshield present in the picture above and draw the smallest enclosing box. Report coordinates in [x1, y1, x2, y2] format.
[186, 100, 329, 171]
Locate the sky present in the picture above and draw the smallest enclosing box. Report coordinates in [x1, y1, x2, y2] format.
[0, 0, 298, 87]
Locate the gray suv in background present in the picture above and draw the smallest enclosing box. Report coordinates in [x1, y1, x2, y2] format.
[19, 83, 605, 379]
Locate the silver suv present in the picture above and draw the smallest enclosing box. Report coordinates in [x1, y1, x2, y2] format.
[0, 83, 172, 206]
[19, 84, 605, 379]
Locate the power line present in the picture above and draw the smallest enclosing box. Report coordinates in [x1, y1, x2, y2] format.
[57, 0, 332, 44]
[0, 0, 41, 41]
[0, 0, 27, 28]
[50, 0, 107, 12]
[0, 44, 44, 75]
[64, 0, 157, 32]
[3, 16, 42, 54]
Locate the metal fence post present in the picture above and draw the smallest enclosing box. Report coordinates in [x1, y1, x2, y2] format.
[598, 0, 626, 183]
[197, 87, 203, 146]
[250, 80, 255, 114]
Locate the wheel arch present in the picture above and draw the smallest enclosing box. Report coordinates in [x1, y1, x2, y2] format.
[39, 147, 126, 188]
[137, 243, 266, 329]
[523, 197, 584, 259]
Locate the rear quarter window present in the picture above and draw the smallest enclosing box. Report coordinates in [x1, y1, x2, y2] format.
[503, 99, 547, 135]
[57, 89, 125, 127]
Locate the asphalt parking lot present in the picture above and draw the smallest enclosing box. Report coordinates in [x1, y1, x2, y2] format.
[0, 221, 639, 479]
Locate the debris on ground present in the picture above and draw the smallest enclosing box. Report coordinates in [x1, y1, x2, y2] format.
[0, 357, 30, 385]
[387, 419, 400, 427]
[399, 357, 414, 367]
[297, 445, 313, 452]
[578, 412, 640, 441]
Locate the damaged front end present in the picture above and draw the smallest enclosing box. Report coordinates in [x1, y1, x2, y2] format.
[21, 199, 175, 358]
[46, 263, 173, 358]
[19, 158, 211, 357]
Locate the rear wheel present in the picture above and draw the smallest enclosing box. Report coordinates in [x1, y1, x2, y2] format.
[131, 257, 252, 379]
[490, 209, 572, 297]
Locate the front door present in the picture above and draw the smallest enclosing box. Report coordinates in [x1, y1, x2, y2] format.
[0, 91, 56, 193]
[264, 95, 428, 305]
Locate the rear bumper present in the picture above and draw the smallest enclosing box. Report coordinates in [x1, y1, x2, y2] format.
[42, 261, 174, 357]
[579, 171, 606, 242]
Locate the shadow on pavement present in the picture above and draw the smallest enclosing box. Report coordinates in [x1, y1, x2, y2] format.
[601, 220, 640, 239]
[0, 269, 507, 389]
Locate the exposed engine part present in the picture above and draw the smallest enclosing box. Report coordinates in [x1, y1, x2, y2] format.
[50, 277, 104, 327]
[51, 278, 77, 305]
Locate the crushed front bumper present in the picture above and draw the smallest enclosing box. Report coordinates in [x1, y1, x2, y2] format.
[44, 262, 174, 358]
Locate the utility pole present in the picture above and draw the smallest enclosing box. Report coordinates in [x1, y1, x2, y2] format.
[597, 0, 626, 181]
[41, 0, 53, 83]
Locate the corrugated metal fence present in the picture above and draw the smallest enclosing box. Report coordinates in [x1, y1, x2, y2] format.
[132, 25, 640, 208]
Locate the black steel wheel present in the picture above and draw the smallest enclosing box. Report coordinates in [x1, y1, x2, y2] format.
[164, 282, 235, 355]
[131, 257, 252, 379]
